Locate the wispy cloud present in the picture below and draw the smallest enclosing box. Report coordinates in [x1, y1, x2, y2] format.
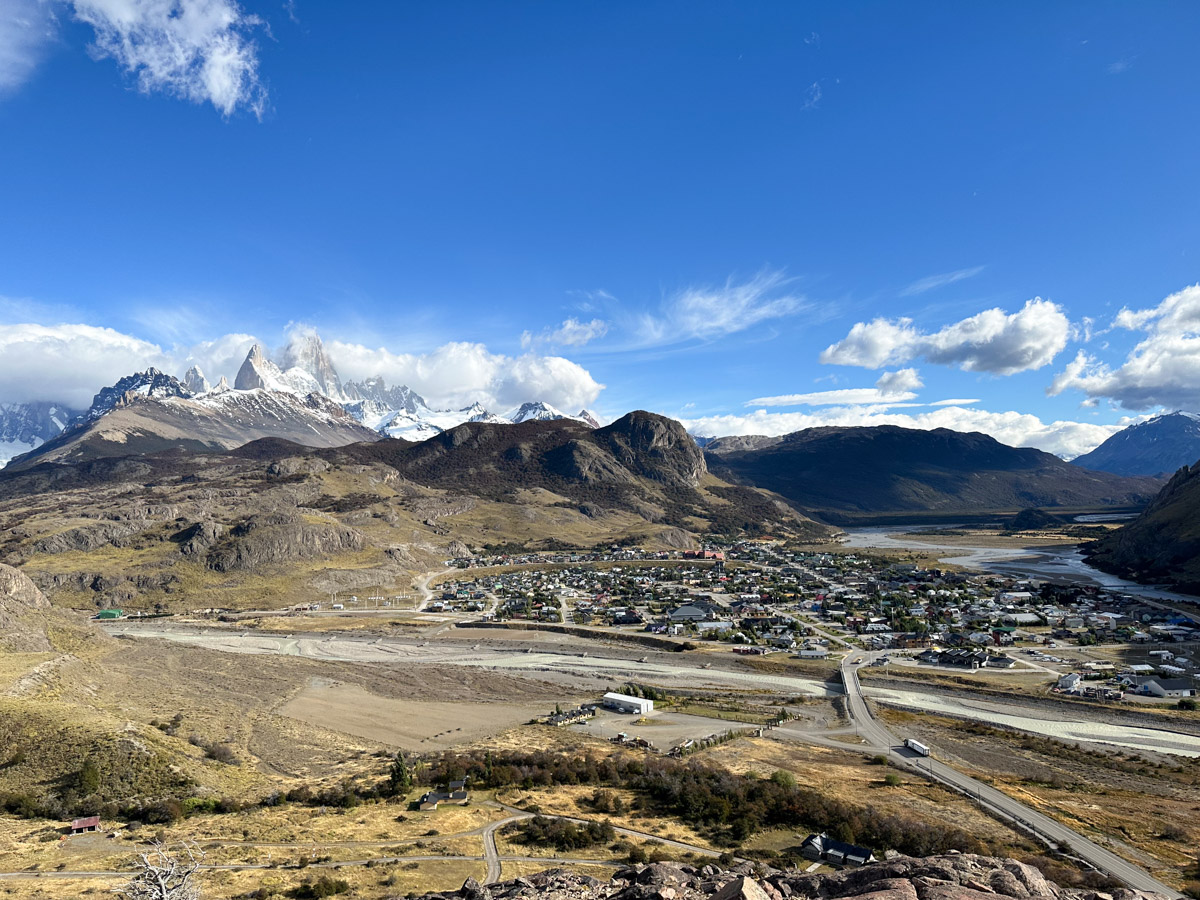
[521, 317, 608, 350]
[929, 398, 980, 407]
[0, 0, 268, 116]
[72, 0, 268, 118]
[747, 387, 918, 407]
[630, 269, 807, 349]
[800, 81, 822, 111]
[1107, 56, 1136, 75]
[0, 0, 57, 93]
[899, 265, 985, 297]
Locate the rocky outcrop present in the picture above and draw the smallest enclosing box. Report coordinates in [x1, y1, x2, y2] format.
[205, 514, 365, 572]
[0, 563, 53, 651]
[403, 857, 1164, 900]
[594, 411, 707, 488]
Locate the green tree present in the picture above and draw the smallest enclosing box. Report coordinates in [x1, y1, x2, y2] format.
[77, 760, 101, 795]
[385, 753, 412, 796]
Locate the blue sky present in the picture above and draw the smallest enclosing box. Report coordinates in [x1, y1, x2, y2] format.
[1, 1, 1199, 456]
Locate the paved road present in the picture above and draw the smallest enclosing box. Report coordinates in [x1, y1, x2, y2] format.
[838, 654, 1181, 899]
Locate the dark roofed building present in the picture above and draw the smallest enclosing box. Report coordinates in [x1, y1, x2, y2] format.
[800, 832, 875, 867]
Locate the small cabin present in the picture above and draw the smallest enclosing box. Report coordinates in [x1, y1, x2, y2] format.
[70, 816, 101, 835]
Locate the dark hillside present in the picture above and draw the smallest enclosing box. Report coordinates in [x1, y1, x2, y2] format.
[707, 425, 1161, 522]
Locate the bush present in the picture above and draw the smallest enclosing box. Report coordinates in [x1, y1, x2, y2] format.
[290, 875, 351, 898]
[204, 743, 240, 766]
[1177, 698, 1197, 712]
[884, 774, 902, 787]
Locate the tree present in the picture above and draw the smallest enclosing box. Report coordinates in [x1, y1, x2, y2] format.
[113, 843, 204, 900]
[77, 760, 101, 795]
[385, 753, 412, 796]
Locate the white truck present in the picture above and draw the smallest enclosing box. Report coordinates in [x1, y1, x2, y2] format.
[904, 738, 931, 756]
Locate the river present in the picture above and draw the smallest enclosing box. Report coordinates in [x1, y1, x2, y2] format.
[841, 524, 1200, 610]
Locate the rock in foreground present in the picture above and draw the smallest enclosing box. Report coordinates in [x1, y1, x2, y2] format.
[402, 856, 1168, 900]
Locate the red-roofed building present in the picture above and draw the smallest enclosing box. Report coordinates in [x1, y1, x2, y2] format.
[69, 816, 101, 835]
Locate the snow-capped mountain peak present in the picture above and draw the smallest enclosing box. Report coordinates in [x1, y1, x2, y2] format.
[282, 332, 344, 401]
[233, 344, 324, 397]
[183, 365, 210, 394]
[505, 400, 568, 423]
[86, 368, 192, 420]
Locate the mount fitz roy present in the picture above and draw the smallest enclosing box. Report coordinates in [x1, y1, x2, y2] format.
[0, 334, 600, 469]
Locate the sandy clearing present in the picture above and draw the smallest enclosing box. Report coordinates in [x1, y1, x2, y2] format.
[276, 678, 548, 750]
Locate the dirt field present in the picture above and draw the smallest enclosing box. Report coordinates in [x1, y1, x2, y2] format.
[570, 708, 759, 751]
[277, 677, 550, 750]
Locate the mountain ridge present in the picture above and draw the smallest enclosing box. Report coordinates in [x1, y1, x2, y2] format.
[1071, 411, 1200, 476]
[706, 423, 1162, 522]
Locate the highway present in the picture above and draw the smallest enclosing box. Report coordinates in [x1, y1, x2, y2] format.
[838, 653, 1181, 899]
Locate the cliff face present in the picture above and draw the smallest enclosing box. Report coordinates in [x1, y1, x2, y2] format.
[404, 856, 1165, 900]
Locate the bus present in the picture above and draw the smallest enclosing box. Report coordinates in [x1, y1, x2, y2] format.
[904, 738, 931, 756]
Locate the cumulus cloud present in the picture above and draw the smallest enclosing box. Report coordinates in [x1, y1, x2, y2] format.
[0, 323, 175, 408]
[326, 339, 604, 413]
[1049, 283, 1200, 410]
[682, 404, 1122, 460]
[0, 321, 605, 416]
[746, 388, 918, 407]
[874, 368, 923, 393]
[821, 298, 1070, 375]
[632, 269, 805, 348]
[71, 0, 267, 117]
[521, 317, 608, 350]
[0, 0, 57, 93]
[899, 265, 985, 297]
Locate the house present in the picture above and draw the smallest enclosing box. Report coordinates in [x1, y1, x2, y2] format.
[800, 832, 875, 867]
[670, 604, 712, 623]
[1057, 672, 1082, 692]
[419, 780, 470, 810]
[69, 816, 101, 835]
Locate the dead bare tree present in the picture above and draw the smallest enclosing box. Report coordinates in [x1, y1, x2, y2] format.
[113, 842, 204, 900]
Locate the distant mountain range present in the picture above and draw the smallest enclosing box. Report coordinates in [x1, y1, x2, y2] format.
[1070, 411, 1200, 477]
[705, 424, 1162, 523]
[0, 334, 599, 469]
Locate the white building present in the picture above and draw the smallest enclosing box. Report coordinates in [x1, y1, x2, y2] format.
[602, 692, 654, 715]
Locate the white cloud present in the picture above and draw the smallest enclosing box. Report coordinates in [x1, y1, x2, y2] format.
[874, 368, 923, 393]
[71, 0, 266, 117]
[800, 81, 821, 111]
[0, 0, 266, 115]
[0, 321, 605, 416]
[0, 0, 56, 93]
[682, 405, 1122, 460]
[521, 317, 608, 350]
[899, 265, 985, 297]
[0, 322, 174, 408]
[821, 298, 1070, 375]
[326, 339, 603, 413]
[929, 398, 980, 407]
[747, 388, 918, 407]
[1049, 283, 1200, 410]
[632, 269, 805, 348]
